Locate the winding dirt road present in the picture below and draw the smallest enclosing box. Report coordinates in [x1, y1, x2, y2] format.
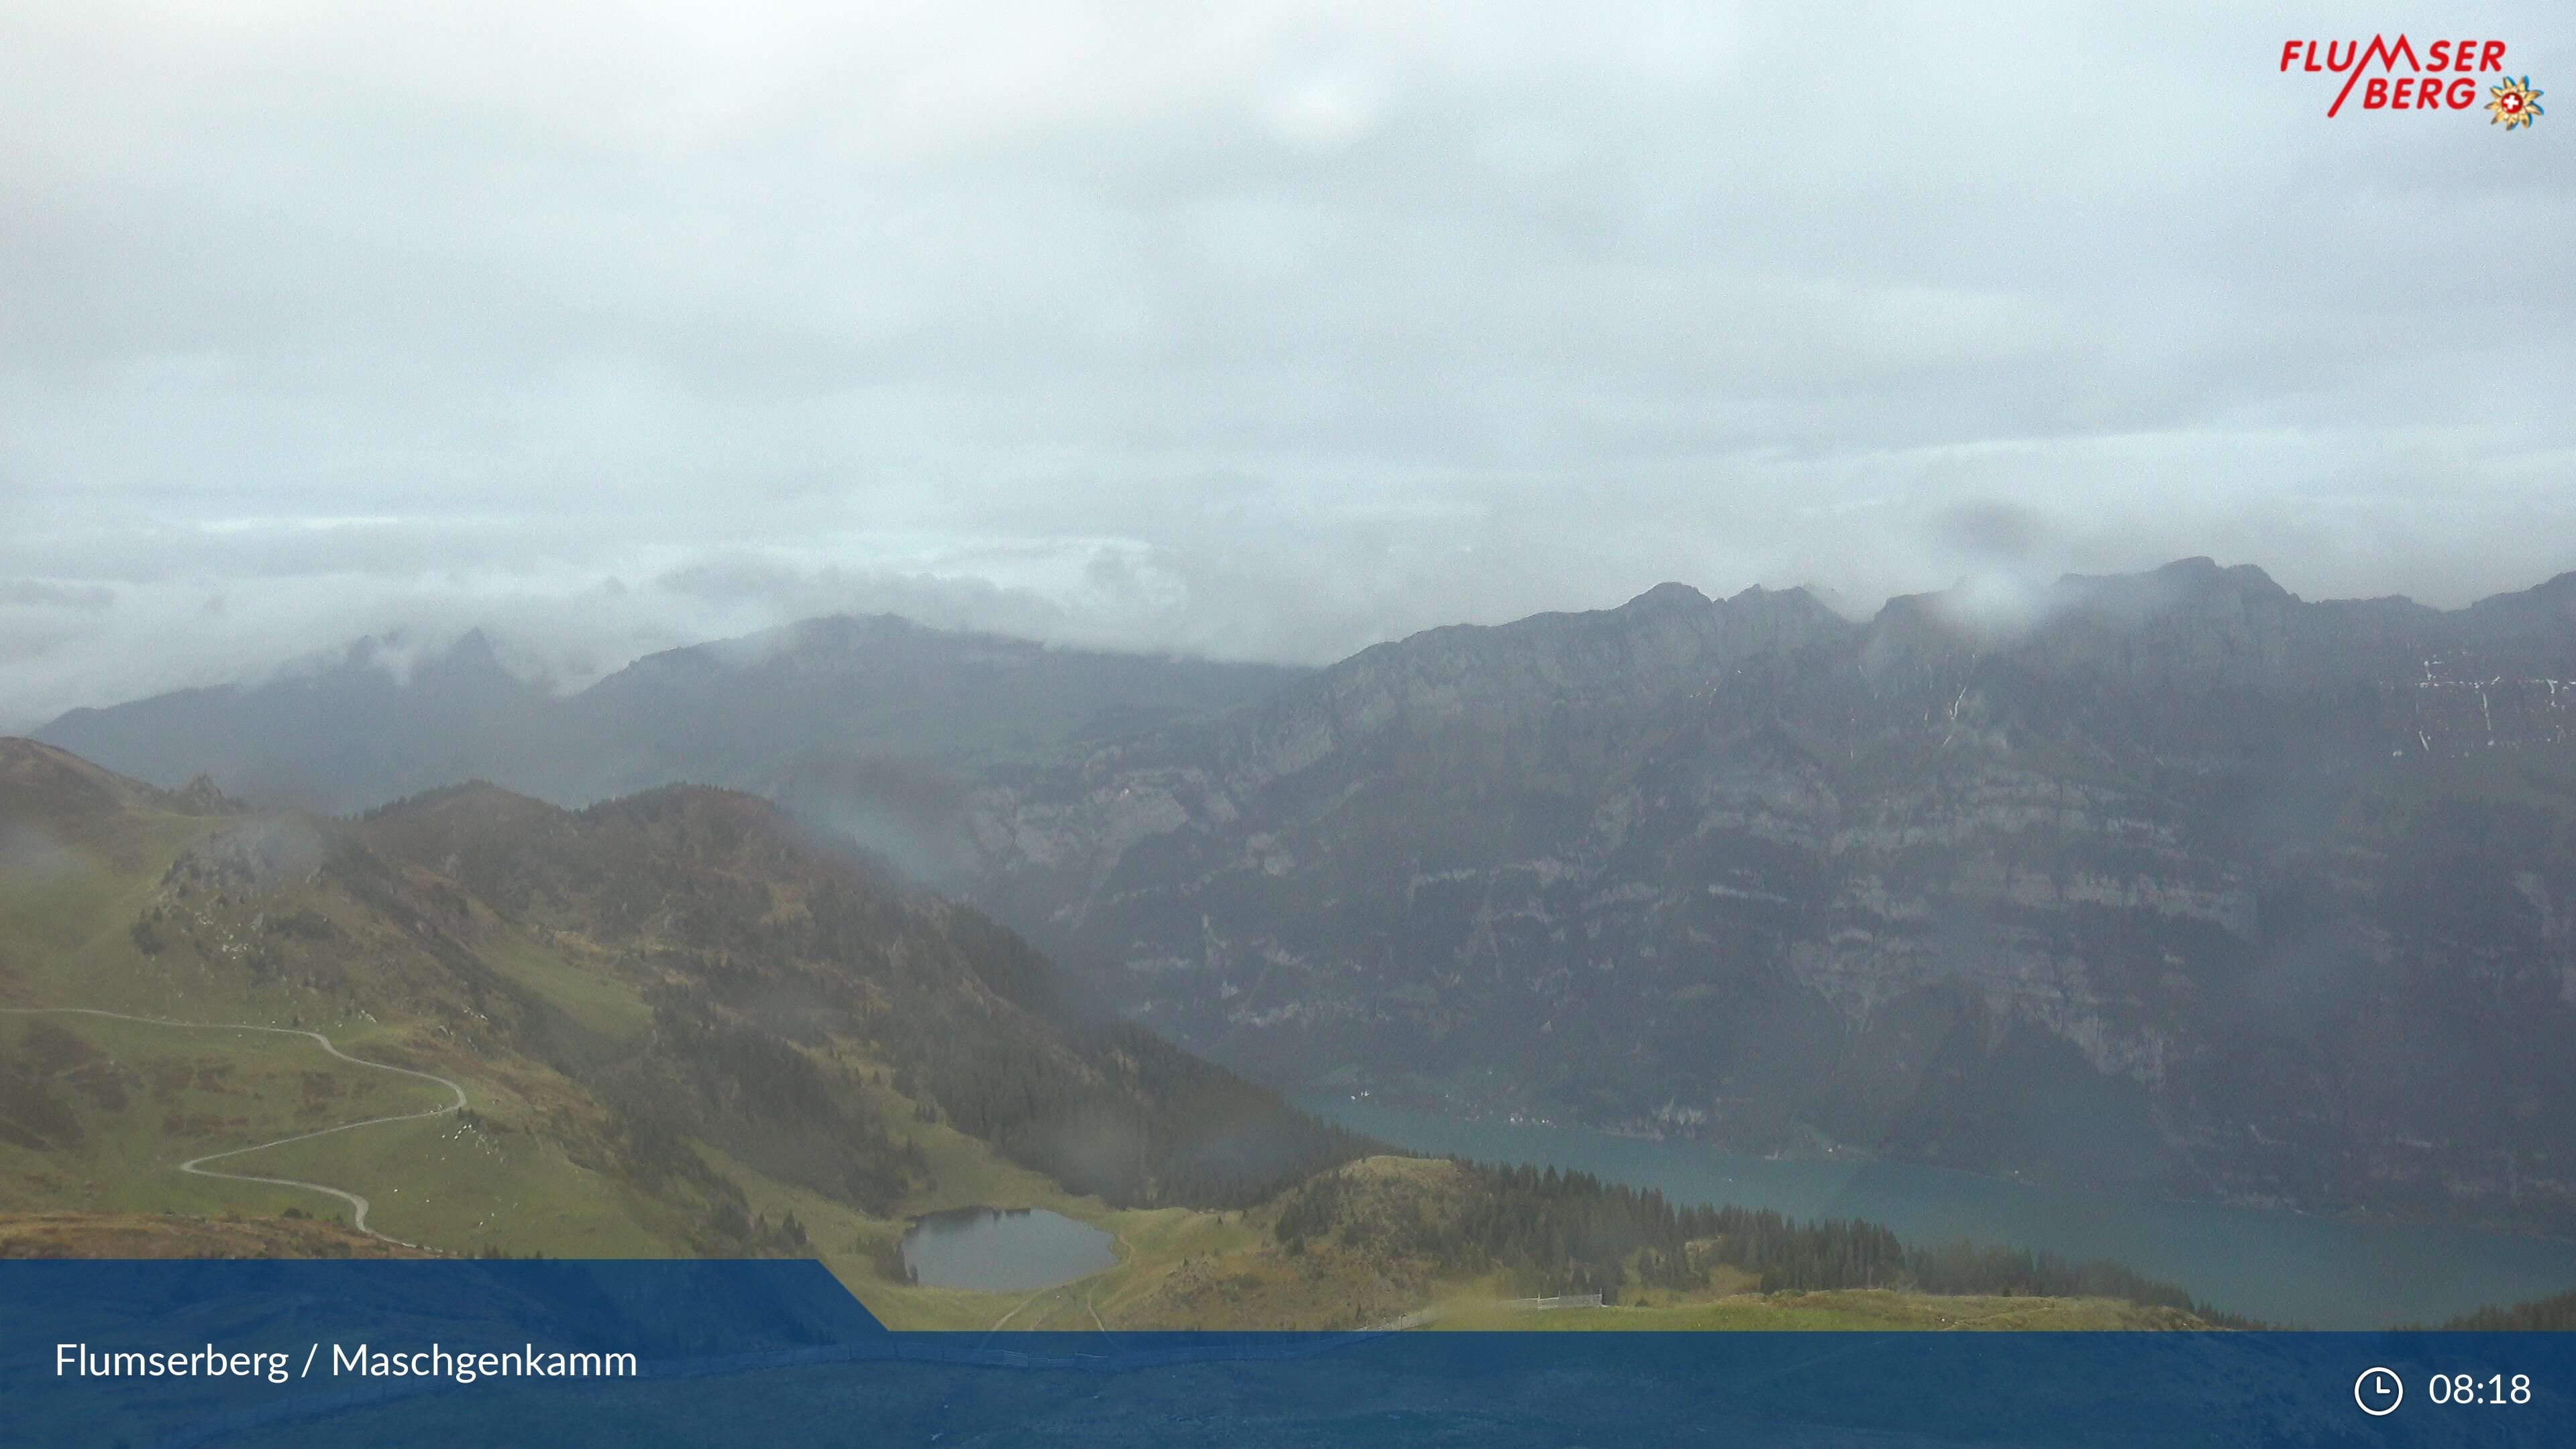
[0, 1005, 467, 1245]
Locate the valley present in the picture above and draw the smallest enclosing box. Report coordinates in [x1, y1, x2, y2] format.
[1, 736, 2251, 1333]
[42, 561, 2576, 1248]
[0, 736, 1360, 1319]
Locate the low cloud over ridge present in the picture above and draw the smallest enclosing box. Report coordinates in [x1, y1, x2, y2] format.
[3, 2, 2570, 727]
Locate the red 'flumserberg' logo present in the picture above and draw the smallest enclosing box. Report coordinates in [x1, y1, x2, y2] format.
[2279, 37, 2544, 127]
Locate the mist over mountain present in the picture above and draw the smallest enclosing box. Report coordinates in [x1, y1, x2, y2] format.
[8, 735, 2252, 1328]
[28, 557, 2576, 1233]
[34, 615, 1306, 821]
[953, 558, 2576, 1231]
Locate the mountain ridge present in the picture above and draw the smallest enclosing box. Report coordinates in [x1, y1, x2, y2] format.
[2, 739, 2252, 1330]
[36, 614, 1307, 817]
[0, 737, 1370, 1279]
[27, 560, 2576, 1235]
[949, 559, 2576, 1233]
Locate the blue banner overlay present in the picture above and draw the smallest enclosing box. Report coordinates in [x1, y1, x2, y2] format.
[6, 1260, 2573, 1446]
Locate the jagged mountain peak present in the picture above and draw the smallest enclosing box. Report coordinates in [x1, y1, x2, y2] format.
[2053, 556, 2298, 615]
[1724, 581, 1795, 604]
[1329, 576, 1843, 690]
[1619, 580, 1711, 611]
[610, 612, 988, 680]
[1861, 558, 2312, 659]
[327, 627, 525, 683]
[610, 612, 1175, 686]
[439, 626, 502, 666]
[1721, 581, 1847, 627]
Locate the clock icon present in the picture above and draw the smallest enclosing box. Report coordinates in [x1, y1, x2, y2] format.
[2355, 1366, 2404, 1417]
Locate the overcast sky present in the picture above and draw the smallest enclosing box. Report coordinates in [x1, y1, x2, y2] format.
[3, 1, 2570, 728]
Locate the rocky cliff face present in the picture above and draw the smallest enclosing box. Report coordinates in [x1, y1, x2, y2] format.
[961, 560, 2576, 1230]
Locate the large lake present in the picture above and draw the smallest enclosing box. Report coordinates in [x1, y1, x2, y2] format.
[900, 1208, 1117, 1293]
[1305, 1096, 2576, 1329]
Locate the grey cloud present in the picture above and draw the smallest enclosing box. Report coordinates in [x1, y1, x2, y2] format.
[1932, 502, 2055, 566]
[0, 581, 115, 610]
[1, 1, 2570, 729]
[655, 556, 1079, 641]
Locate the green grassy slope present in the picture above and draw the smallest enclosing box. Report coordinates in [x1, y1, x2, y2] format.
[0, 739, 1370, 1324]
[0, 739, 2239, 1334]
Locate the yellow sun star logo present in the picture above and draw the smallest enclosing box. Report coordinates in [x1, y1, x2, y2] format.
[2487, 76, 2544, 129]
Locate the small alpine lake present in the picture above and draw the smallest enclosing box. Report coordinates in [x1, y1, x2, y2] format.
[899, 1207, 1118, 1293]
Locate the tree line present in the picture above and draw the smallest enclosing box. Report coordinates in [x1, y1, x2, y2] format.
[2427, 1287, 2576, 1331]
[1273, 1160, 2261, 1324]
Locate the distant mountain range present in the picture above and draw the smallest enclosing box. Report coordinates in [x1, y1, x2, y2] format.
[30, 559, 2576, 1232]
[34, 616, 1305, 822]
[952, 559, 2576, 1231]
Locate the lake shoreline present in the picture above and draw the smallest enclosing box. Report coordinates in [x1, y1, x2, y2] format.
[1311, 1090, 2576, 1247]
[900, 1205, 1118, 1294]
[1302, 1094, 2576, 1330]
